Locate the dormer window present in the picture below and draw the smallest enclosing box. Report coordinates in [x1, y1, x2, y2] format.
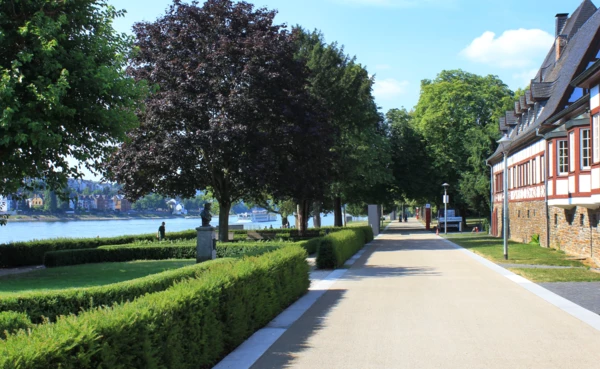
[568, 88, 583, 103]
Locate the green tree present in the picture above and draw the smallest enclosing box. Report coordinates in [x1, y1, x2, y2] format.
[0, 0, 145, 195]
[295, 29, 391, 226]
[413, 70, 513, 218]
[43, 190, 57, 213]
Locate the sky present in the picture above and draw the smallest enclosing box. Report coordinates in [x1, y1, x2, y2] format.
[107, 0, 591, 114]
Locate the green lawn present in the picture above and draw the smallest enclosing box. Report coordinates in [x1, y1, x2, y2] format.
[0, 259, 195, 295]
[443, 233, 584, 267]
[510, 268, 600, 282]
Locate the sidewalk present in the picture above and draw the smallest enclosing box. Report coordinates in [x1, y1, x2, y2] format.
[243, 219, 600, 369]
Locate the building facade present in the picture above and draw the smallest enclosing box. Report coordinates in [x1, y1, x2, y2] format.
[489, 0, 600, 263]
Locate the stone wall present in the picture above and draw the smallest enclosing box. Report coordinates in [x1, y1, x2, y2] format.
[549, 206, 600, 265]
[493, 201, 600, 264]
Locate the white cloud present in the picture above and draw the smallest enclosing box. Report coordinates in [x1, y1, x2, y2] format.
[460, 29, 554, 68]
[512, 68, 539, 88]
[332, 0, 451, 7]
[373, 78, 409, 100]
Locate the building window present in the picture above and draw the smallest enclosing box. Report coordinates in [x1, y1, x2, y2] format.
[594, 114, 600, 163]
[555, 213, 558, 226]
[582, 129, 591, 170]
[558, 140, 569, 175]
[580, 214, 585, 227]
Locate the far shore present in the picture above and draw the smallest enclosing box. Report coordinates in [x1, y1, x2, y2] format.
[4, 213, 215, 223]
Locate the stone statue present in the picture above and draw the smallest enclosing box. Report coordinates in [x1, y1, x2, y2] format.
[200, 202, 212, 227]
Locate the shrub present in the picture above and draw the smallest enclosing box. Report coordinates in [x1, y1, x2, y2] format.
[316, 229, 366, 269]
[0, 229, 198, 268]
[0, 312, 33, 339]
[216, 242, 289, 258]
[530, 234, 540, 245]
[0, 246, 309, 368]
[297, 237, 323, 254]
[0, 258, 233, 324]
[44, 245, 197, 267]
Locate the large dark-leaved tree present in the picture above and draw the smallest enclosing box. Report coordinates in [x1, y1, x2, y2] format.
[0, 0, 144, 196]
[108, 0, 334, 240]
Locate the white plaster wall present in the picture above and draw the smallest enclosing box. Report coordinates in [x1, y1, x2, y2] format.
[548, 180, 554, 196]
[591, 85, 600, 110]
[580, 174, 591, 193]
[593, 168, 600, 190]
[557, 178, 569, 195]
[569, 176, 576, 193]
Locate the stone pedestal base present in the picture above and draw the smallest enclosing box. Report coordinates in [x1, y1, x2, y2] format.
[196, 226, 216, 263]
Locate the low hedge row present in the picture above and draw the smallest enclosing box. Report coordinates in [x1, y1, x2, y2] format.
[216, 242, 290, 258]
[0, 229, 198, 268]
[0, 258, 233, 324]
[0, 312, 32, 340]
[316, 228, 369, 269]
[0, 246, 309, 368]
[44, 245, 197, 267]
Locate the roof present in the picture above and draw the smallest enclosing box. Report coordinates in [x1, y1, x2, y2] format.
[490, 1, 600, 163]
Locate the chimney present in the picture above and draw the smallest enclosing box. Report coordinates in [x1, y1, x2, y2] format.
[555, 13, 568, 37]
[556, 35, 567, 61]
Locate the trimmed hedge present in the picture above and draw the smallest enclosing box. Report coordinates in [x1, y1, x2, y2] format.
[297, 237, 323, 255]
[216, 242, 290, 258]
[44, 245, 197, 267]
[0, 246, 309, 368]
[316, 228, 368, 269]
[0, 258, 233, 324]
[0, 229, 198, 268]
[0, 312, 32, 340]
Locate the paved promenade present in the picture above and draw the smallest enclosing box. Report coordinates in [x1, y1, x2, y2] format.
[249, 219, 600, 369]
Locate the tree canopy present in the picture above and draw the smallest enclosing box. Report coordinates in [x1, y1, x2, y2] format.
[412, 70, 513, 216]
[108, 0, 334, 240]
[0, 0, 144, 195]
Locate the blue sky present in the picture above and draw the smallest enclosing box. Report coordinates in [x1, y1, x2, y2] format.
[108, 0, 590, 114]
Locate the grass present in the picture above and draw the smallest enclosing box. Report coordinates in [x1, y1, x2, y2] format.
[443, 233, 584, 267]
[0, 259, 195, 295]
[510, 268, 600, 282]
[100, 239, 197, 248]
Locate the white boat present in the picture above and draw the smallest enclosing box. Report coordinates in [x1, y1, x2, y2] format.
[251, 209, 277, 222]
[236, 212, 252, 223]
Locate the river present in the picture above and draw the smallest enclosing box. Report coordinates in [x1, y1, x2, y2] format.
[0, 214, 357, 244]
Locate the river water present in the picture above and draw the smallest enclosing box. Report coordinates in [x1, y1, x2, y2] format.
[0, 214, 351, 244]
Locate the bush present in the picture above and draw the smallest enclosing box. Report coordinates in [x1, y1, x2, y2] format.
[44, 245, 197, 267]
[0, 246, 309, 368]
[530, 234, 540, 245]
[0, 259, 233, 324]
[216, 242, 289, 258]
[297, 237, 323, 254]
[316, 229, 366, 269]
[0, 229, 198, 268]
[0, 312, 33, 339]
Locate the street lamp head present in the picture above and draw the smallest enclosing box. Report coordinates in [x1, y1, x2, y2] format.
[442, 183, 449, 188]
[496, 134, 512, 154]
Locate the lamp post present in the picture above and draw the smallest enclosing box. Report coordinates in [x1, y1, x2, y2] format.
[497, 134, 511, 260]
[442, 183, 449, 234]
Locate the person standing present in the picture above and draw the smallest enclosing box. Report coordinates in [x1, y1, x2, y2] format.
[158, 221, 166, 241]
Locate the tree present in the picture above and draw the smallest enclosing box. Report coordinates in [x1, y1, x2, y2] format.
[413, 70, 512, 219]
[0, 0, 145, 195]
[43, 190, 57, 213]
[294, 29, 389, 226]
[387, 108, 437, 204]
[108, 0, 333, 240]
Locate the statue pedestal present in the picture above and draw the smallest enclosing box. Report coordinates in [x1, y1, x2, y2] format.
[196, 226, 216, 263]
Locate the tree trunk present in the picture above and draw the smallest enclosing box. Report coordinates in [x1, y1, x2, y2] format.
[298, 201, 307, 235]
[313, 201, 321, 228]
[295, 204, 300, 229]
[218, 200, 232, 242]
[343, 204, 347, 227]
[333, 196, 343, 227]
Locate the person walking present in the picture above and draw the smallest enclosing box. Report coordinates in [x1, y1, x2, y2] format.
[158, 222, 166, 241]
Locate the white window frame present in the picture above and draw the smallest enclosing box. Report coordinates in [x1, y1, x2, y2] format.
[549, 142, 554, 177]
[569, 132, 575, 172]
[558, 140, 569, 175]
[594, 114, 600, 163]
[581, 129, 591, 170]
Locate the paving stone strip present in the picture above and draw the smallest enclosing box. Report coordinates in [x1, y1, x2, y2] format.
[498, 263, 587, 269]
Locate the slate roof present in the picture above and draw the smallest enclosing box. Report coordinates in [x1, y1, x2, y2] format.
[490, 0, 600, 162]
